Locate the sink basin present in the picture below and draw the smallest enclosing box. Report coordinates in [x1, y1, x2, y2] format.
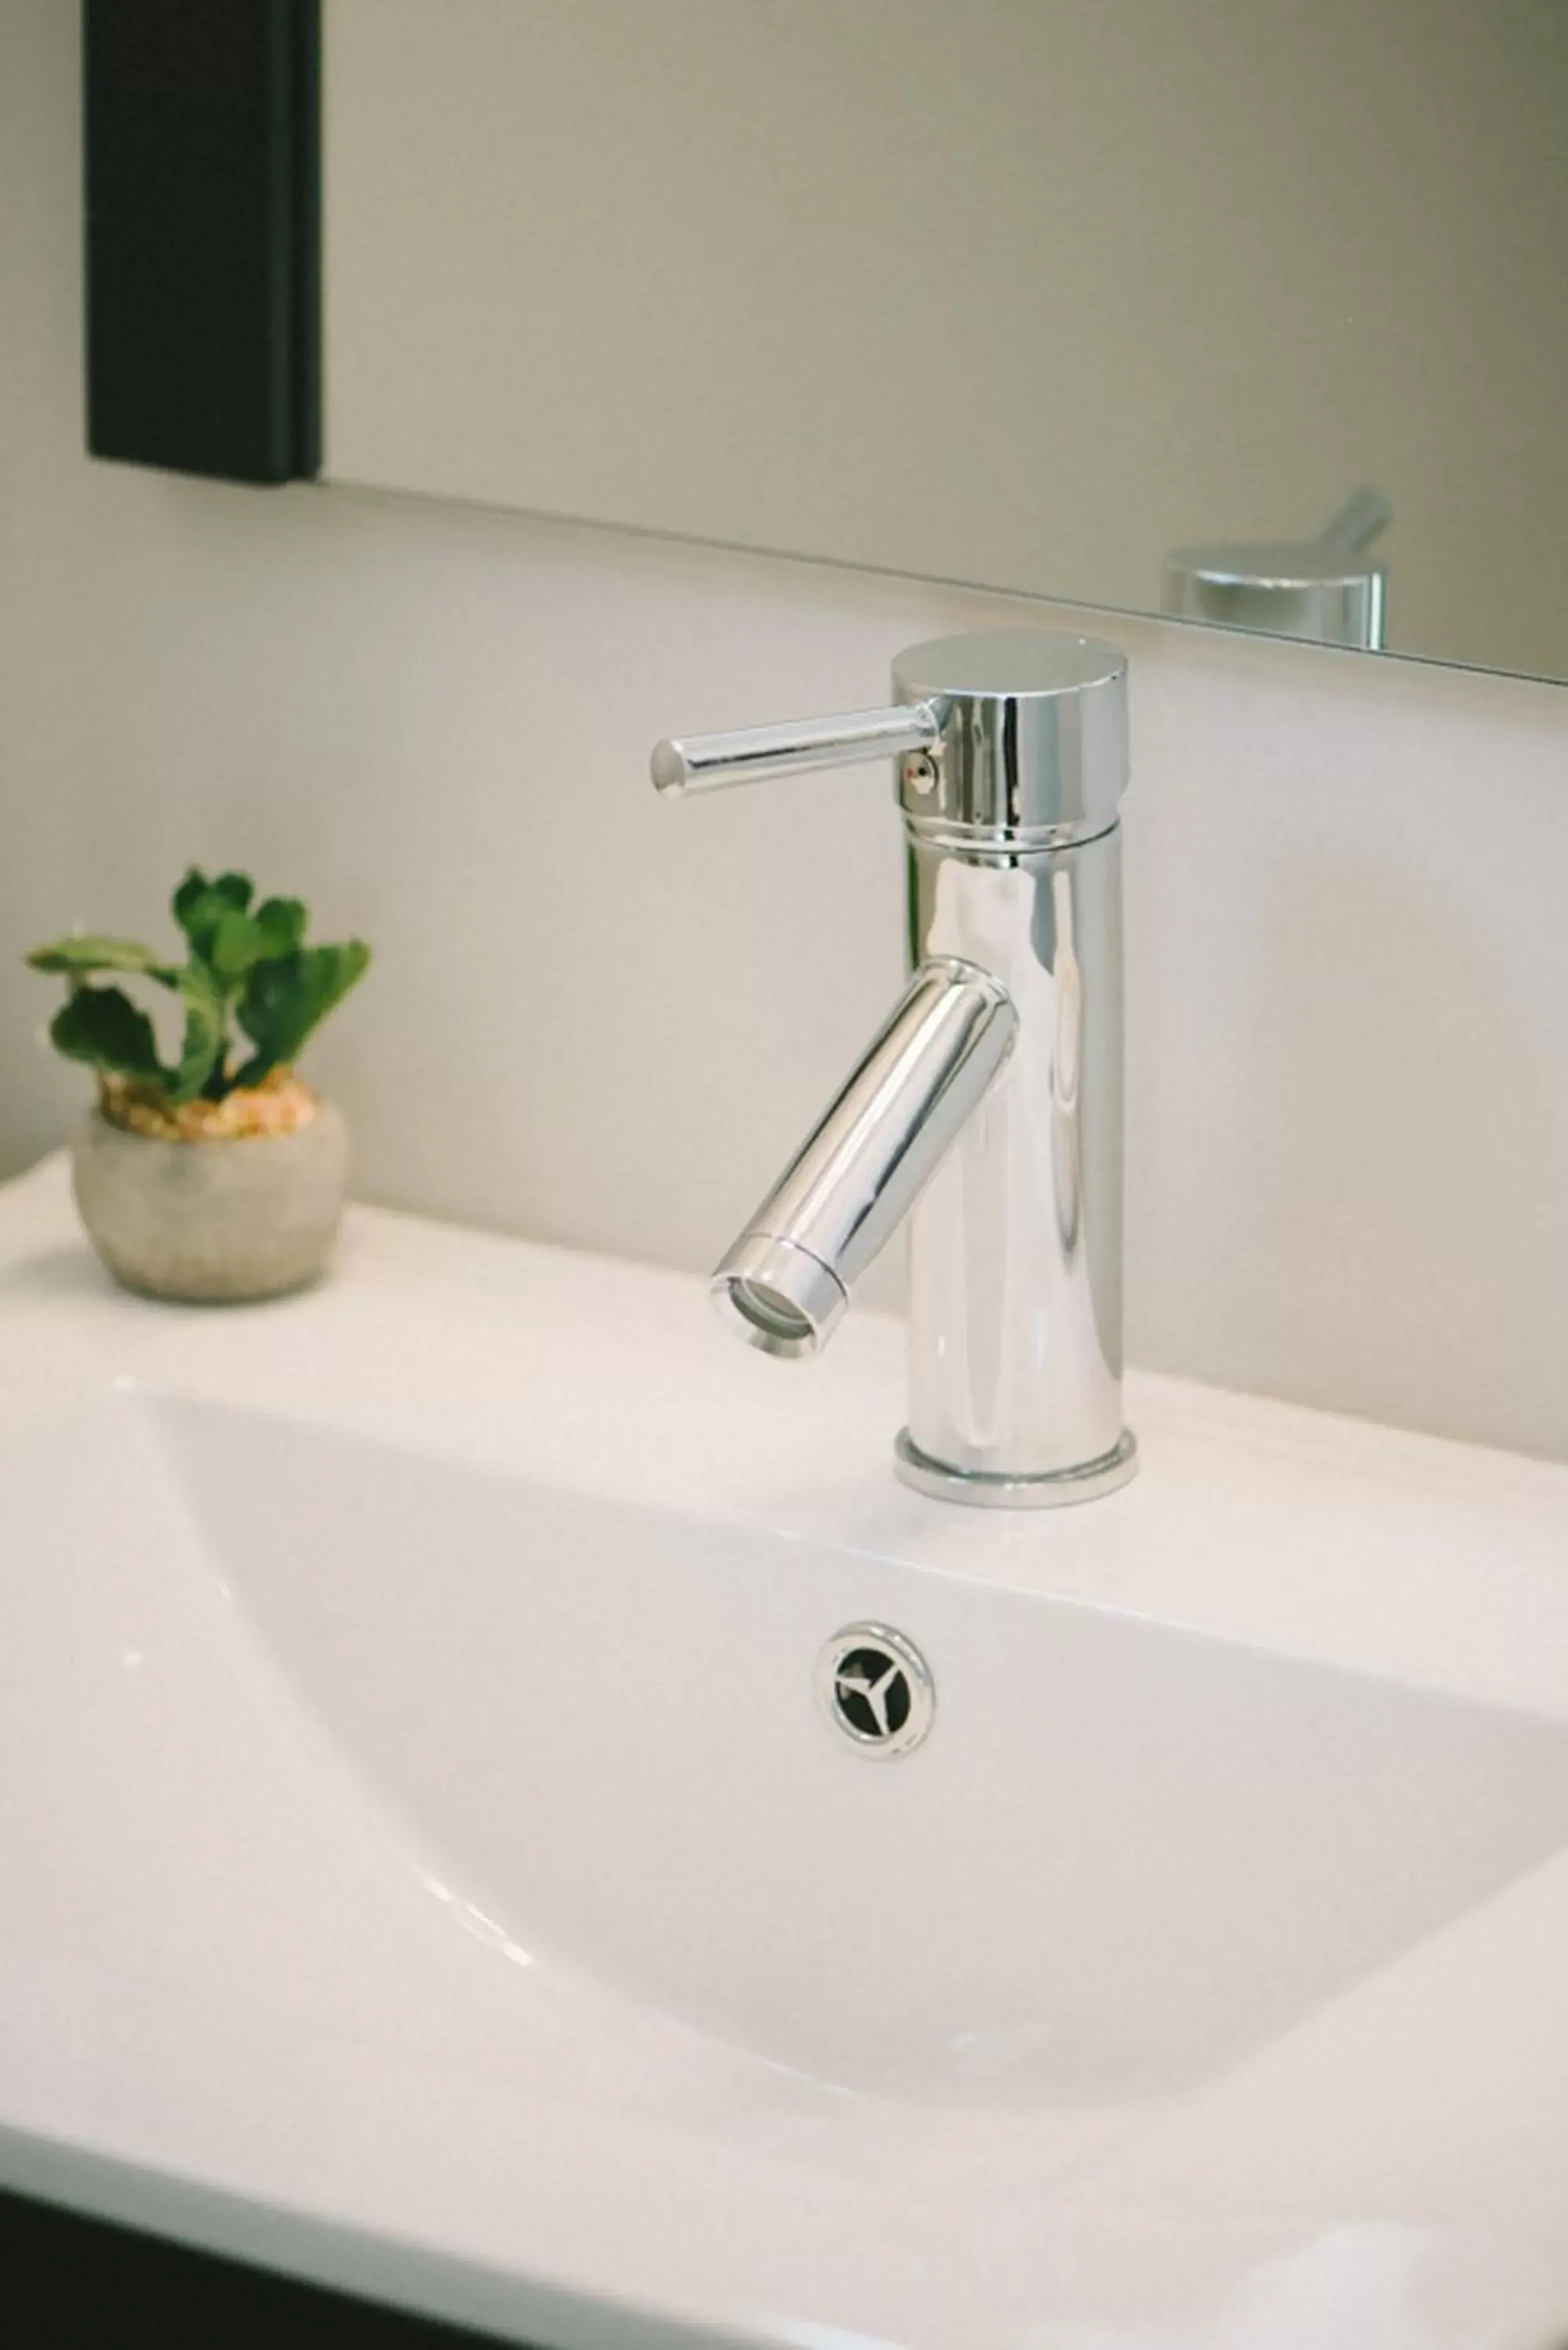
[146, 1393, 1568, 2108]
[3, 1155, 1568, 2348]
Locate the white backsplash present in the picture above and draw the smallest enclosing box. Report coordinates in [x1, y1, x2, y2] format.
[2, 0, 1566, 1463]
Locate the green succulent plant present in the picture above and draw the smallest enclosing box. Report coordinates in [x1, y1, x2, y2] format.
[27, 869, 371, 1106]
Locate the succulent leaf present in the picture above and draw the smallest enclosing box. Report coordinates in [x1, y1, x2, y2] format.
[172, 870, 255, 962]
[208, 909, 266, 984]
[152, 963, 228, 1104]
[233, 941, 371, 1086]
[207, 896, 308, 985]
[48, 985, 163, 1085]
[26, 936, 163, 977]
[253, 896, 308, 957]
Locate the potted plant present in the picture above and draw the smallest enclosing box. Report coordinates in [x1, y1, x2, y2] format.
[27, 869, 371, 1302]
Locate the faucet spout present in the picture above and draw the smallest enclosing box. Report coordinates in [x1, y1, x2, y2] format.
[710, 960, 1016, 1359]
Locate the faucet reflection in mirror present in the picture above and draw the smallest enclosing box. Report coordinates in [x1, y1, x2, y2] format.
[652, 633, 1136, 1509]
[1165, 486, 1391, 650]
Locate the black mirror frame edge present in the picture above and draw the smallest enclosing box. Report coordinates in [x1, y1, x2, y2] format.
[82, 0, 320, 486]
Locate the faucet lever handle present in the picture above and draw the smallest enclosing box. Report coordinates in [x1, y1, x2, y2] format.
[650, 702, 941, 798]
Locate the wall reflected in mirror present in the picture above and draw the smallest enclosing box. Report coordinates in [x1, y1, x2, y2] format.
[324, 0, 1568, 681]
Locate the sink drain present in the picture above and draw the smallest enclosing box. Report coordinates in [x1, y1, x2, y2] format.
[815, 1624, 934, 1757]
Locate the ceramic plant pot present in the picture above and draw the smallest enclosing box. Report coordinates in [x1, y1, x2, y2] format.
[71, 1100, 350, 1303]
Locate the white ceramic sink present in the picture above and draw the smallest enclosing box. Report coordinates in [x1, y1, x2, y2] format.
[3, 1154, 1568, 2348]
[135, 1391, 1568, 2107]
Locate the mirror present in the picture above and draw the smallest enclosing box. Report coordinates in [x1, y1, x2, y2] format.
[323, 0, 1568, 682]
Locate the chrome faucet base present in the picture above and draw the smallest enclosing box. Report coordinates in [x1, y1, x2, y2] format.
[893, 1428, 1139, 1509]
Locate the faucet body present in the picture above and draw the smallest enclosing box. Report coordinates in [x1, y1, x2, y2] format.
[652, 631, 1136, 1508]
[900, 811, 1128, 1500]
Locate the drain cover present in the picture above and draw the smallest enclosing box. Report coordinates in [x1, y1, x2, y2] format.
[815, 1623, 934, 1757]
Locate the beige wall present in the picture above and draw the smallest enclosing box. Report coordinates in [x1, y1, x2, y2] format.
[327, 0, 1568, 677]
[4, 1, 1568, 1465]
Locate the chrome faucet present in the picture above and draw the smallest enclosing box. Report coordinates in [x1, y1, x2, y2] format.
[651, 631, 1136, 1508]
